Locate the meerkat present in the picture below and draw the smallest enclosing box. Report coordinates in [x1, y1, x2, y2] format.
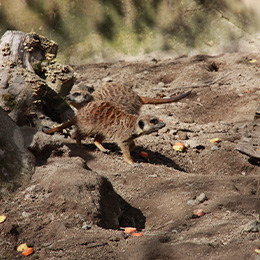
[45, 101, 165, 166]
[66, 82, 191, 114]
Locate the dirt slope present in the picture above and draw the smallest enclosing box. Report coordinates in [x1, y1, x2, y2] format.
[1, 52, 260, 260]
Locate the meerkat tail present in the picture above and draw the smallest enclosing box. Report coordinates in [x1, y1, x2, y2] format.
[44, 118, 75, 134]
[139, 90, 191, 105]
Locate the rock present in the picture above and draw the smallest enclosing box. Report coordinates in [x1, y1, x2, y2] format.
[187, 193, 207, 206]
[196, 193, 207, 203]
[187, 200, 196, 206]
[211, 145, 219, 151]
[102, 76, 113, 82]
[0, 107, 35, 194]
[32, 157, 121, 229]
[185, 140, 203, 149]
[243, 220, 260, 232]
[177, 131, 188, 140]
[158, 82, 165, 88]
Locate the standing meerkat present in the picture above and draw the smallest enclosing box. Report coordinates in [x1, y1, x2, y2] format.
[66, 83, 191, 114]
[45, 100, 165, 166]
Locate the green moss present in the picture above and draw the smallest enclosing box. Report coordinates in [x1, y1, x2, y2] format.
[2, 94, 22, 110]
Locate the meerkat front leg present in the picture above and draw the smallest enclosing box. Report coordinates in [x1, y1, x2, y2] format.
[94, 135, 110, 153]
[129, 141, 136, 152]
[119, 142, 140, 167]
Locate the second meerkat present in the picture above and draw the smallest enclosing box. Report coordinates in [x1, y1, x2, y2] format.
[45, 100, 165, 166]
[67, 82, 191, 114]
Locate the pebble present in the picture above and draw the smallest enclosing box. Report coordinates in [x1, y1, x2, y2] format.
[187, 193, 207, 206]
[158, 82, 165, 88]
[243, 220, 260, 232]
[82, 223, 92, 230]
[22, 211, 31, 218]
[187, 200, 196, 206]
[102, 76, 113, 82]
[211, 145, 219, 151]
[177, 131, 188, 140]
[196, 193, 207, 203]
[185, 140, 202, 149]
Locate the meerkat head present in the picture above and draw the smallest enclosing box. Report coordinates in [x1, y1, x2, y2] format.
[135, 115, 165, 136]
[66, 86, 95, 109]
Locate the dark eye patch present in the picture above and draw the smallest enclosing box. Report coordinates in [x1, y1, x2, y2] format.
[150, 119, 158, 124]
[138, 120, 145, 129]
[72, 92, 81, 97]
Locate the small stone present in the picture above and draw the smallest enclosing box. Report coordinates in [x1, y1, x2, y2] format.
[211, 145, 219, 151]
[158, 82, 165, 88]
[22, 211, 31, 218]
[195, 193, 207, 203]
[187, 200, 196, 206]
[177, 131, 188, 140]
[82, 223, 92, 230]
[243, 220, 260, 232]
[102, 77, 112, 82]
[185, 140, 202, 149]
[148, 174, 158, 178]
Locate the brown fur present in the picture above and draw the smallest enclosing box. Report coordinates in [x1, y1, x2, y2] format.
[45, 101, 165, 166]
[67, 83, 191, 114]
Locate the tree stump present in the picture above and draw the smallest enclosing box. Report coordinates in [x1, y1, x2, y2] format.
[0, 31, 75, 126]
[0, 30, 58, 71]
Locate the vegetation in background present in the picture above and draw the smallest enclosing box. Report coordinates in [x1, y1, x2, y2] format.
[0, 0, 259, 63]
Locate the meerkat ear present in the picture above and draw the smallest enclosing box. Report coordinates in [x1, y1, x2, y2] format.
[88, 86, 95, 93]
[138, 120, 145, 129]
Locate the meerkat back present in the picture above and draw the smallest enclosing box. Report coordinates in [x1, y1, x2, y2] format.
[92, 83, 143, 114]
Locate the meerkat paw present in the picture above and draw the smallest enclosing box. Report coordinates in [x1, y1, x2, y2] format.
[101, 148, 110, 154]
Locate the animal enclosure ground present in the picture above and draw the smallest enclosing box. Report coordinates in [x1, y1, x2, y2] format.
[1, 52, 260, 260]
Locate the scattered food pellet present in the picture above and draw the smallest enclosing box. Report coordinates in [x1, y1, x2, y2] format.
[0, 215, 7, 223]
[210, 138, 220, 143]
[123, 227, 137, 234]
[193, 209, 205, 217]
[17, 243, 28, 252]
[22, 247, 33, 256]
[140, 151, 148, 158]
[173, 142, 186, 152]
[255, 248, 260, 254]
[131, 232, 144, 237]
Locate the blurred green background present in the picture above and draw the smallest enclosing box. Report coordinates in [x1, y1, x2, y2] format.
[0, 0, 260, 64]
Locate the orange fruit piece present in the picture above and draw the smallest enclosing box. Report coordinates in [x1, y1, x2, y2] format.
[132, 232, 144, 237]
[17, 243, 28, 252]
[175, 142, 185, 148]
[22, 247, 33, 256]
[140, 151, 148, 158]
[124, 227, 137, 234]
[0, 215, 7, 223]
[193, 209, 205, 217]
[210, 138, 220, 143]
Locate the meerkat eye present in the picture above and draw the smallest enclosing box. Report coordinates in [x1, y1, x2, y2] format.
[72, 92, 81, 97]
[138, 120, 145, 129]
[150, 119, 159, 124]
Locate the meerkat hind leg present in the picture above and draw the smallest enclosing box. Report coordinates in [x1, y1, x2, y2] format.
[94, 135, 110, 153]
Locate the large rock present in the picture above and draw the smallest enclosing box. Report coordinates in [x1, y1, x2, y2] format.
[32, 156, 121, 229]
[0, 108, 35, 194]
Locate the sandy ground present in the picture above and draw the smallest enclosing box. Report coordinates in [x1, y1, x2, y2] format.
[1, 52, 260, 260]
